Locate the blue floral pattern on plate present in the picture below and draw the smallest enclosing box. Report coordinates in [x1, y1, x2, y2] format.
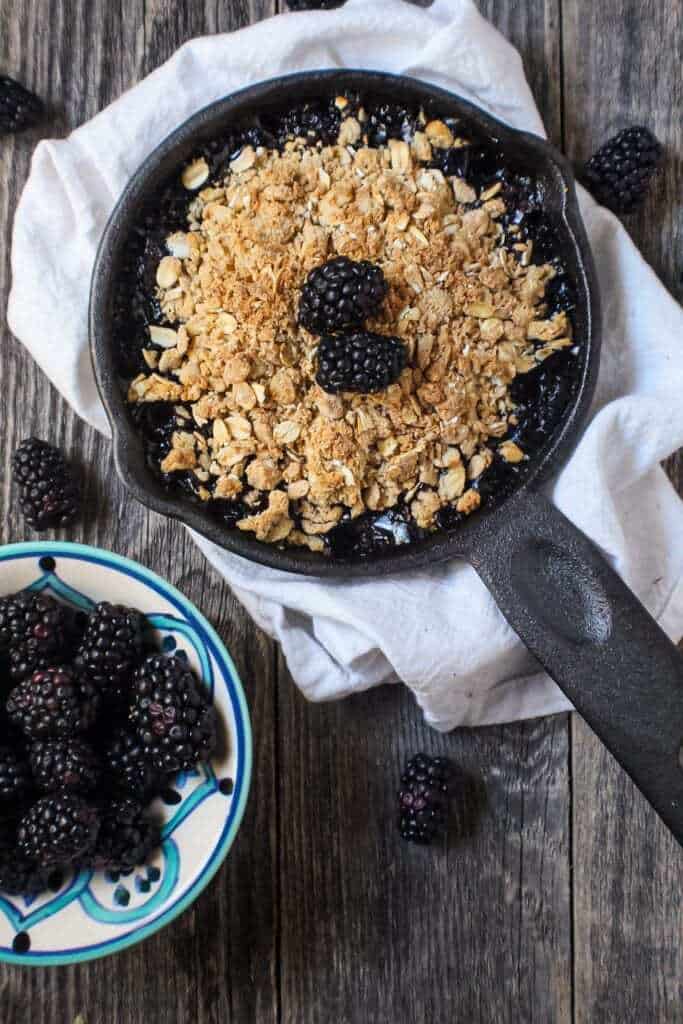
[0, 542, 251, 966]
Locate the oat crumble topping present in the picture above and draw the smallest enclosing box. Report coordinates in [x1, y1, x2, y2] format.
[126, 113, 573, 550]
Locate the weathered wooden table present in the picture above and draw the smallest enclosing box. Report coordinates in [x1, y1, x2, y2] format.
[1, 1, 681, 1021]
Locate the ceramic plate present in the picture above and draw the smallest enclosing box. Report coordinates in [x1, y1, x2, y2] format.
[0, 541, 251, 966]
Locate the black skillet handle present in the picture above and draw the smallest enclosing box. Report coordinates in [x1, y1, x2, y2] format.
[467, 487, 683, 846]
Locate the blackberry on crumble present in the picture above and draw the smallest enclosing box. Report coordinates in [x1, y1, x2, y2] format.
[11, 438, 80, 531]
[129, 654, 216, 773]
[298, 257, 387, 334]
[316, 331, 406, 394]
[17, 793, 100, 868]
[398, 753, 451, 845]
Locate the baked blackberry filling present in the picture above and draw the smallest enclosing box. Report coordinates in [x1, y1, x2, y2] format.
[115, 91, 579, 559]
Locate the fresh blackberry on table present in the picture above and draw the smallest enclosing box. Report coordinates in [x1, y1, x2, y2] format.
[92, 798, 160, 872]
[74, 602, 145, 710]
[316, 330, 406, 394]
[6, 666, 99, 740]
[11, 438, 80, 531]
[17, 792, 100, 869]
[298, 256, 387, 334]
[29, 738, 101, 795]
[0, 744, 33, 804]
[0, 75, 44, 135]
[129, 654, 216, 774]
[398, 753, 451, 845]
[0, 830, 49, 896]
[104, 728, 165, 800]
[582, 126, 662, 214]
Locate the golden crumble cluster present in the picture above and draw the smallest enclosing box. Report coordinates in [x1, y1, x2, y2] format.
[127, 110, 573, 550]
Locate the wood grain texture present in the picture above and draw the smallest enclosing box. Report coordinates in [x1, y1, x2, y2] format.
[0, 2, 279, 1023]
[562, 2, 683, 1021]
[277, 673, 571, 1023]
[478, 0, 562, 144]
[0, 1, 680, 1022]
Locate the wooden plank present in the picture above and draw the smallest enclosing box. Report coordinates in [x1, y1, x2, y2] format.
[277, 673, 571, 1023]
[142, 0, 275, 73]
[572, 720, 683, 1024]
[561, 0, 683, 306]
[562, 0, 683, 1020]
[0, 2, 278, 1023]
[478, 0, 563, 144]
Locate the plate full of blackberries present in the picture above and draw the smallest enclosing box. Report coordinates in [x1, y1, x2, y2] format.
[0, 541, 251, 965]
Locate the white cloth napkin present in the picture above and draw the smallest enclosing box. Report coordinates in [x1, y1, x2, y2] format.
[8, 0, 683, 730]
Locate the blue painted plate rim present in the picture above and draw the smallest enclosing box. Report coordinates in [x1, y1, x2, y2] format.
[0, 540, 253, 967]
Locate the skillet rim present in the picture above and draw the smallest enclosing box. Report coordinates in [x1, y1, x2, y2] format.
[89, 68, 600, 578]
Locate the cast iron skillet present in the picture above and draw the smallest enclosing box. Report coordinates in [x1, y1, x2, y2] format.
[90, 71, 683, 845]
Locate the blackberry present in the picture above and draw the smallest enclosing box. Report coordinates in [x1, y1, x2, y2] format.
[0, 592, 72, 682]
[510, 350, 574, 450]
[279, 100, 341, 145]
[0, 591, 70, 654]
[326, 507, 426, 560]
[129, 654, 216, 773]
[74, 602, 145, 709]
[298, 257, 387, 334]
[8, 645, 51, 684]
[6, 666, 99, 740]
[104, 728, 165, 800]
[18, 793, 100, 869]
[582, 126, 662, 214]
[92, 798, 160, 871]
[316, 331, 406, 394]
[365, 102, 419, 147]
[0, 75, 44, 135]
[0, 745, 32, 804]
[0, 830, 49, 896]
[12, 438, 80, 531]
[398, 753, 451, 845]
[29, 738, 101, 795]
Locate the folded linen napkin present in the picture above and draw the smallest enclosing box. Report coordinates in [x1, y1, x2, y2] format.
[8, 0, 683, 730]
